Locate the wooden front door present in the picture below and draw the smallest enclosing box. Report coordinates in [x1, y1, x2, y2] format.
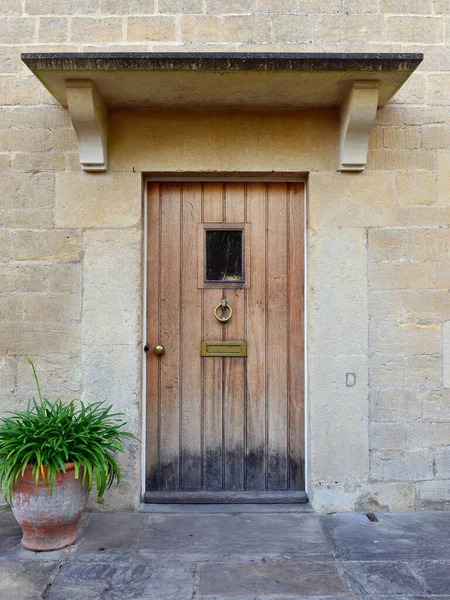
[146, 181, 305, 501]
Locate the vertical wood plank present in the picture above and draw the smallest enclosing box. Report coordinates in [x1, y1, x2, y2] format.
[158, 182, 181, 491]
[266, 182, 289, 491]
[202, 182, 224, 489]
[146, 182, 161, 490]
[180, 183, 203, 490]
[246, 183, 267, 490]
[223, 183, 246, 490]
[288, 183, 305, 490]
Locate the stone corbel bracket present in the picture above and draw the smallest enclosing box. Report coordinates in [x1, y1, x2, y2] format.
[66, 79, 108, 172]
[339, 81, 380, 172]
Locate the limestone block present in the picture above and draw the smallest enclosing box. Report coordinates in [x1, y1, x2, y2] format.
[403, 105, 450, 126]
[0, 172, 54, 210]
[70, 18, 123, 43]
[386, 16, 444, 43]
[405, 422, 450, 450]
[55, 172, 141, 228]
[24, 294, 81, 323]
[391, 75, 427, 105]
[309, 354, 369, 487]
[397, 171, 436, 206]
[0, 264, 51, 293]
[0, 154, 9, 170]
[371, 450, 434, 482]
[435, 263, 450, 289]
[310, 481, 415, 513]
[318, 15, 384, 43]
[370, 422, 406, 451]
[12, 152, 67, 172]
[83, 229, 141, 346]
[0, 0, 23, 14]
[409, 228, 450, 261]
[374, 106, 404, 126]
[223, 16, 271, 42]
[433, 0, 450, 13]
[370, 388, 421, 422]
[308, 228, 368, 355]
[422, 125, 450, 150]
[428, 74, 450, 106]
[367, 149, 434, 171]
[16, 355, 82, 398]
[38, 17, 67, 43]
[416, 480, 450, 510]
[437, 152, 450, 206]
[6, 105, 59, 130]
[0, 322, 80, 356]
[127, 16, 176, 41]
[444, 321, 450, 388]
[309, 171, 395, 228]
[396, 206, 450, 227]
[11, 230, 82, 261]
[47, 263, 82, 293]
[81, 345, 140, 431]
[0, 230, 9, 261]
[3, 210, 54, 229]
[0, 77, 42, 106]
[159, 0, 203, 11]
[1, 128, 52, 152]
[25, 0, 100, 13]
[422, 389, 450, 422]
[180, 16, 222, 42]
[298, 0, 341, 12]
[381, 0, 432, 13]
[370, 355, 441, 389]
[0, 48, 22, 74]
[403, 290, 450, 320]
[0, 295, 22, 321]
[257, 0, 298, 12]
[370, 320, 441, 356]
[0, 357, 16, 394]
[207, 0, 256, 12]
[100, 0, 155, 13]
[0, 18, 35, 44]
[370, 262, 434, 290]
[381, 127, 421, 150]
[368, 229, 406, 261]
[109, 109, 337, 173]
[435, 447, 450, 478]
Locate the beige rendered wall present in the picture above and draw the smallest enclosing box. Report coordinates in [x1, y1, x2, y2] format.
[1, 1, 450, 512]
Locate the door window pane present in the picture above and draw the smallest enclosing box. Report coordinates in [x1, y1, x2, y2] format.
[205, 230, 243, 282]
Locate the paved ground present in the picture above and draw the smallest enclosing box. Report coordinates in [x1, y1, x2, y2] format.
[0, 507, 449, 599]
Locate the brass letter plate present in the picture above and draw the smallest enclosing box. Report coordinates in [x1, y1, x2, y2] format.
[201, 341, 247, 357]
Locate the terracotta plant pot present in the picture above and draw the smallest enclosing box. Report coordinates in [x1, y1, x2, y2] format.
[11, 463, 89, 551]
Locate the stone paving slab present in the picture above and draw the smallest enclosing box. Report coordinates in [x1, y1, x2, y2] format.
[45, 563, 195, 600]
[340, 560, 427, 595]
[138, 513, 332, 562]
[198, 562, 347, 597]
[320, 512, 450, 561]
[414, 561, 450, 595]
[0, 560, 60, 600]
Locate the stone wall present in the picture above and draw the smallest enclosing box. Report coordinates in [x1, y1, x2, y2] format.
[1, 1, 449, 512]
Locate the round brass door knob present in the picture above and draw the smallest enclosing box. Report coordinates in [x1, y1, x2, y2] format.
[154, 344, 165, 355]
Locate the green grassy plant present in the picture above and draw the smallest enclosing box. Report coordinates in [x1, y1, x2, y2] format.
[0, 357, 138, 504]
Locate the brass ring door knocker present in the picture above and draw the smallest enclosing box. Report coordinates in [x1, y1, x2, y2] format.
[214, 298, 233, 323]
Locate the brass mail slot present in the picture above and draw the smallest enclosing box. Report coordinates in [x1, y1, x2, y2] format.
[201, 341, 247, 357]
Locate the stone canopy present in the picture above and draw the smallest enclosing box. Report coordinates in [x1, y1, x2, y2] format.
[22, 52, 422, 173]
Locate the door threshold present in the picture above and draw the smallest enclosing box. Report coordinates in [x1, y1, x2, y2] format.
[144, 491, 308, 504]
[139, 502, 313, 514]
